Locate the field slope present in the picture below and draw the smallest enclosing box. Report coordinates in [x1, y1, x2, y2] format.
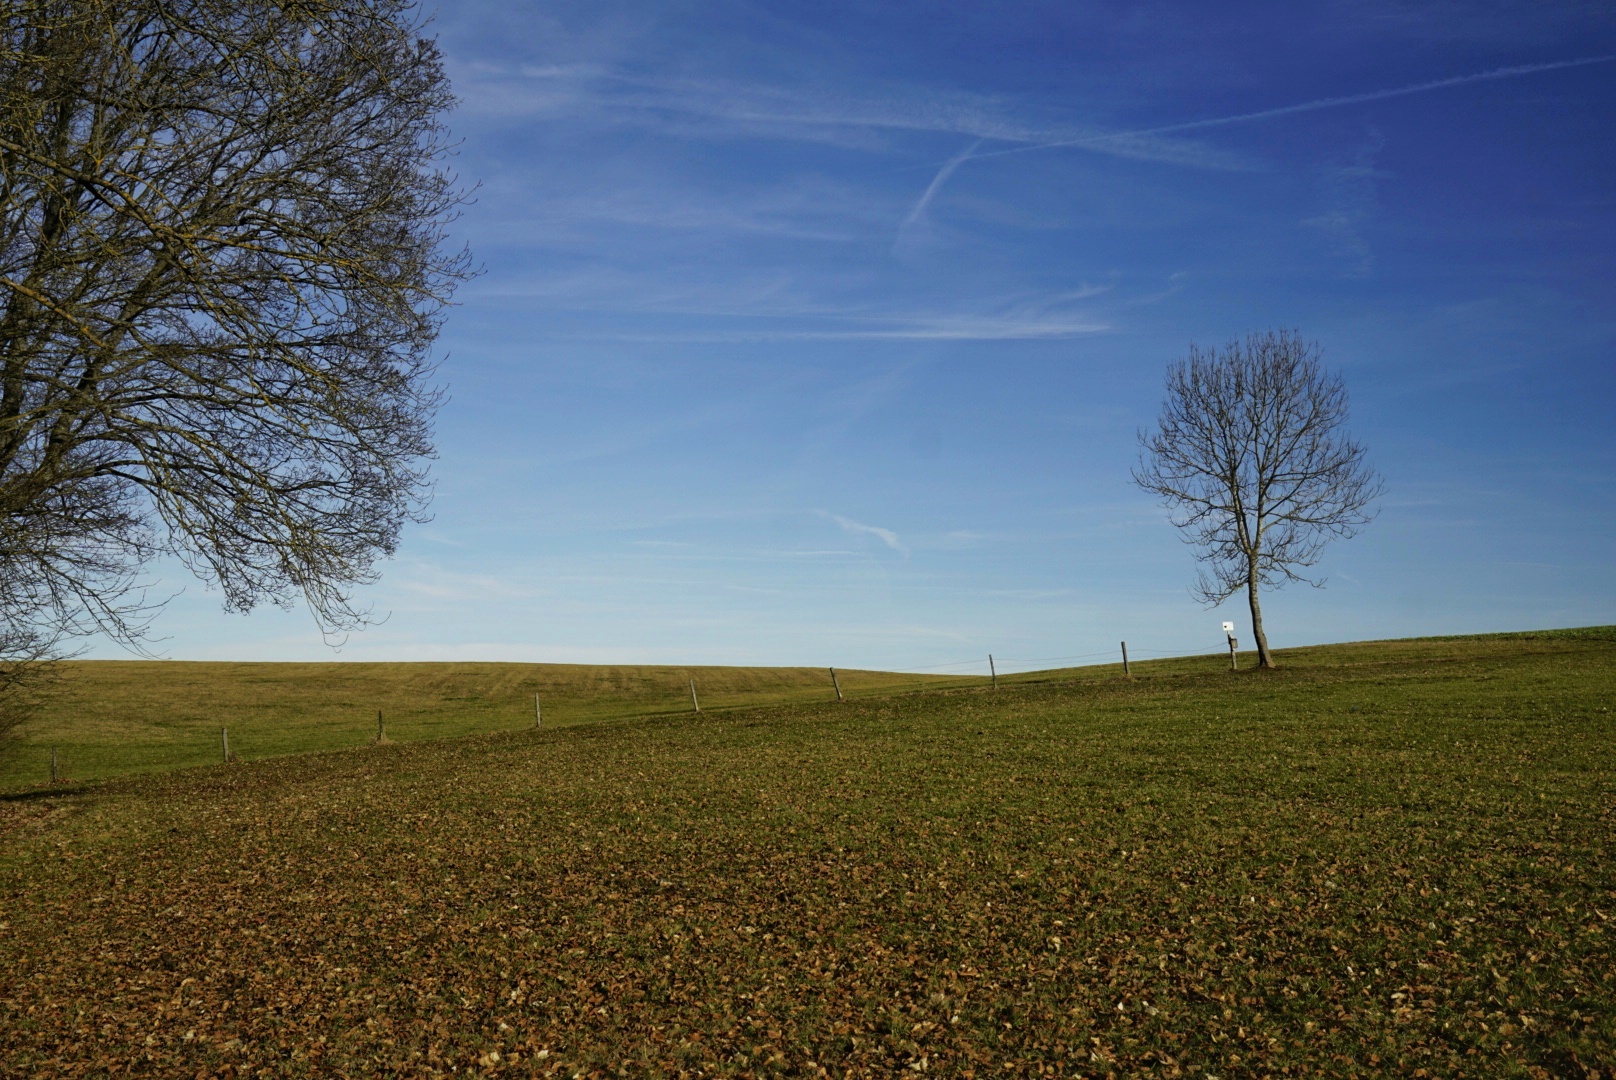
[0, 628, 1612, 1077]
[0, 660, 980, 791]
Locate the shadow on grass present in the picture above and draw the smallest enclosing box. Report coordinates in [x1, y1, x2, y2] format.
[0, 782, 90, 802]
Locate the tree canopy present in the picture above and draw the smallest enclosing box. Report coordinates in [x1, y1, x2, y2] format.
[0, 0, 471, 725]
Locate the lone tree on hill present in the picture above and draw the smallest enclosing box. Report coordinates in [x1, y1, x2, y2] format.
[1133, 330, 1383, 669]
[0, 0, 471, 732]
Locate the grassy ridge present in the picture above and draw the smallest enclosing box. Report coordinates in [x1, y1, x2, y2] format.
[0, 629, 1612, 1076]
[11, 627, 1602, 791]
[0, 660, 982, 790]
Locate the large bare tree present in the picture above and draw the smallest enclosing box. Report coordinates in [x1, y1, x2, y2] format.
[0, 0, 471, 729]
[1133, 330, 1382, 669]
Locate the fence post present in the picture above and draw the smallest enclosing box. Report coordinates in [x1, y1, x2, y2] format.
[50, 746, 58, 784]
[377, 709, 385, 742]
[830, 667, 843, 702]
[1121, 641, 1130, 677]
[989, 654, 997, 689]
[689, 678, 701, 713]
[534, 692, 542, 728]
[221, 727, 230, 763]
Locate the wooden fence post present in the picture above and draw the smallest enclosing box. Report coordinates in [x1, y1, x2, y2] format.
[830, 667, 843, 702]
[989, 654, 997, 690]
[221, 727, 230, 763]
[1121, 641, 1130, 677]
[534, 692, 542, 728]
[689, 678, 701, 714]
[50, 746, 58, 784]
[377, 709, 385, 742]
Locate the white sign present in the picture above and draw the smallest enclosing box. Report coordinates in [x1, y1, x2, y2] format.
[1222, 621, 1235, 634]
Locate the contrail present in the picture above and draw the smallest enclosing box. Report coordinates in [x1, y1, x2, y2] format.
[900, 54, 1615, 227]
[973, 54, 1616, 162]
[902, 138, 983, 227]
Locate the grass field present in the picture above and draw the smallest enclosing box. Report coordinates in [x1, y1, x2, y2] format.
[0, 628, 1612, 1077]
[0, 660, 981, 792]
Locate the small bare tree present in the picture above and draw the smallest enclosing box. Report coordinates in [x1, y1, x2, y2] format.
[1133, 330, 1382, 668]
[0, 0, 472, 731]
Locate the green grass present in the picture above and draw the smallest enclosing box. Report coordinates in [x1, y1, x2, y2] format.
[0, 628, 1612, 1077]
[12, 626, 1598, 792]
[0, 660, 981, 791]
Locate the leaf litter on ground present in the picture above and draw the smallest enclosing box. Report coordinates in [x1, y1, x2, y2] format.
[1, 630, 1613, 1077]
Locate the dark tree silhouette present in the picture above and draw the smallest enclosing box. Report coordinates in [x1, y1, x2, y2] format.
[0, 0, 472, 731]
[1133, 330, 1383, 668]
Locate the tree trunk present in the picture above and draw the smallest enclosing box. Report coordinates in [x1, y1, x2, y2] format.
[1247, 561, 1275, 669]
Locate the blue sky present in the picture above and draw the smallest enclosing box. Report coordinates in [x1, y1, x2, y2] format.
[128, 1, 1615, 671]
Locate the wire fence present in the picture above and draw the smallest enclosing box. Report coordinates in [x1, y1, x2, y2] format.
[891, 639, 1232, 677]
[11, 636, 1246, 790]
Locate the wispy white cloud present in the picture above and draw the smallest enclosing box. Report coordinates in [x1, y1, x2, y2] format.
[469, 269, 1113, 342]
[556, 318, 1106, 344]
[467, 173, 892, 246]
[414, 529, 468, 548]
[641, 315, 1108, 342]
[455, 62, 1252, 170]
[1306, 128, 1387, 276]
[468, 265, 814, 311]
[386, 561, 518, 604]
[822, 512, 908, 556]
